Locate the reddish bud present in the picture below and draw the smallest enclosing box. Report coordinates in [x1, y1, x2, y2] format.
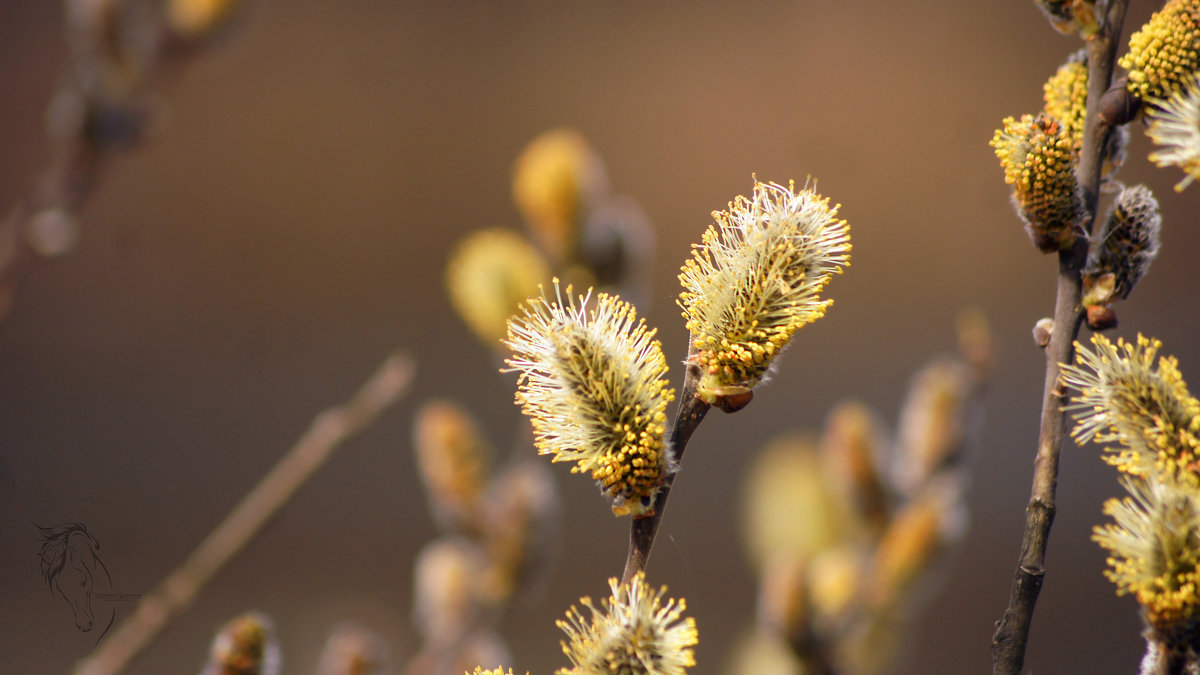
[714, 390, 754, 413]
[1086, 305, 1118, 331]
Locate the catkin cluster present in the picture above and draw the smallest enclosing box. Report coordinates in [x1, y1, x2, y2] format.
[1064, 335, 1200, 665]
[730, 315, 990, 674]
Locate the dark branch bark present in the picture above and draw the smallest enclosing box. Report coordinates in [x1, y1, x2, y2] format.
[990, 2, 1128, 673]
[621, 347, 710, 585]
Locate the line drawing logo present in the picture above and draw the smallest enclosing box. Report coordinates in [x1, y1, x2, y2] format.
[36, 522, 140, 642]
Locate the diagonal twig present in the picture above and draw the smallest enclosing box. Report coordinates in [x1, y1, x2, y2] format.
[73, 351, 416, 675]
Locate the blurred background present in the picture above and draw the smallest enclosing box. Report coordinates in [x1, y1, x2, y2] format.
[1, 1, 1196, 673]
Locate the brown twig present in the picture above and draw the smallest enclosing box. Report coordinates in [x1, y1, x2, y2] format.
[621, 345, 710, 586]
[990, 2, 1128, 673]
[73, 351, 416, 675]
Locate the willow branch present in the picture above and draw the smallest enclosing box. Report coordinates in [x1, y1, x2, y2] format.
[990, 3, 1128, 673]
[621, 345, 710, 585]
[73, 351, 416, 675]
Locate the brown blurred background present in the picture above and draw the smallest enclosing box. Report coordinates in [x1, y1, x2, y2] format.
[1, 1, 1196, 673]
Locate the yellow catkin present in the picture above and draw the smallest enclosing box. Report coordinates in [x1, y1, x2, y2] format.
[1063, 334, 1200, 483]
[556, 573, 698, 675]
[1120, 0, 1200, 101]
[1043, 52, 1089, 148]
[413, 400, 491, 529]
[446, 228, 550, 346]
[512, 128, 607, 262]
[204, 612, 280, 675]
[1093, 476, 1200, 646]
[1146, 75, 1200, 191]
[505, 281, 674, 516]
[678, 180, 850, 404]
[990, 113, 1083, 252]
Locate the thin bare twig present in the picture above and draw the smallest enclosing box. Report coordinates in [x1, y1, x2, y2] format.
[621, 346, 710, 586]
[73, 351, 416, 675]
[990, 2, 1128, 672]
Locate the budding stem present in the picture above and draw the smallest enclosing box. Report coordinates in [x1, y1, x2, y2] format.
[621, 344, 710, 586]
[990, 2, 1129, 673]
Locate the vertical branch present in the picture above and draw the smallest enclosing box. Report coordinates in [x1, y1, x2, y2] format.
[990, 2, 1129, 673]
[989, 238, 1086, 674]
[621, 346, 710, 585]
[73, 352, 415, 675]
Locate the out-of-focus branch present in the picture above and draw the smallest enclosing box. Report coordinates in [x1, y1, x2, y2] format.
[0, 0, 247, 320]
[73, 351, 416, 675]
[990, 2, 1129, 672]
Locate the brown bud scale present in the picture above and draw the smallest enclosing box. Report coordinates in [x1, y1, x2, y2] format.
[714, 390, 754, 413]
[1099, 84, 1141, 127]
[1086, 304, 1118, 331]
